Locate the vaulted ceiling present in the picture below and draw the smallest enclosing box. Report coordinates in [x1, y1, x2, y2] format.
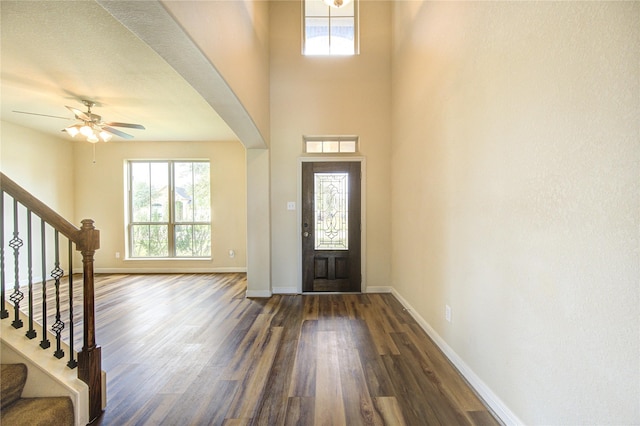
[0, 0, 239, 144]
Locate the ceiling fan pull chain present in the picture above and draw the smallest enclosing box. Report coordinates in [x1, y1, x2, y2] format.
[92, 144, 96, 164]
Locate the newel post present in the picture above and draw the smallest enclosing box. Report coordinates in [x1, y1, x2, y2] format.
[76, 219, 103, 422]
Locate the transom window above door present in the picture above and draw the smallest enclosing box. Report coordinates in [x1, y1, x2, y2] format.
[303, 0, 359, 56]
[304, 136, 359, 153]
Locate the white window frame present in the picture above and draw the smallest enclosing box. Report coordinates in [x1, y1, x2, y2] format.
[302, 0, 359, 56]
[125, 160, 212, 259]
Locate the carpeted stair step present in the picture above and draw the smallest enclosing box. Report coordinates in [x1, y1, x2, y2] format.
[1, 396, 74, 426]
[1, 364, 74, 426]
[1, 363, 28, 409]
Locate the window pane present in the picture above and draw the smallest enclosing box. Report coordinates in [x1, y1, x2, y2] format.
[131, 224, 168, 257]
[323, 141, 340, 153]
[192, 163, 211, 221]
[306, 141, 324, 153]
[330, 17, 355, 55]
[174, 162, 210, 223]
[175, 224, 211, 257]
[340, 141, 356, 152]
[305, 17, 330, 55]
[131, 163, 151, 222]
[315, 172, 349, 250]
[149, 163, 169, 222]
[131, 162, 169, 222]
[305, 0, 329, 17]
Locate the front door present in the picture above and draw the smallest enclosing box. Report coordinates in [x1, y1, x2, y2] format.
[302, 161, 361, 292]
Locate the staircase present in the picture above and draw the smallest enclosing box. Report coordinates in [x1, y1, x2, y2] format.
[1, 172, 103, 424]
[1, 363, 74, 425]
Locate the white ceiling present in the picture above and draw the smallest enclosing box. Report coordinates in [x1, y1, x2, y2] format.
[0, 0, 239, 143]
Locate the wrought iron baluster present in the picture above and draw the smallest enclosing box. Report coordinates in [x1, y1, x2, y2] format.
[26, 210, 36, 339]
[39, 219, 50, 349]
[51, 231, 64, 359]
[0, 190, 8, 319]
[67, 240, 77, 369]
[9, 198, 24, 329]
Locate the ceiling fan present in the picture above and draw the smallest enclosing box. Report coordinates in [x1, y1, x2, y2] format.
[13, 100, 145, 143]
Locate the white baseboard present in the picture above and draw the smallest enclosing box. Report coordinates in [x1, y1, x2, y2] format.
[245, 289, 272, 298]
[94, 267, 247, 274]
[272, 287, 299, 294]
[390, 288, 523, 426]
[365, 286, 393, 293]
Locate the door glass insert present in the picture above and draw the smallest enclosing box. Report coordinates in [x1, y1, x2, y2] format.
[314, 172, 349, 250]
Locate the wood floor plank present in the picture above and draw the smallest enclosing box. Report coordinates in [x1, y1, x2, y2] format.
[314, 330, 346, 426]
[390, 331, 472, 425]
[402, 323, 492, 414]
[288, 320, 318, 398]
[253, 296, 304, 425]
[372, 396, 407, 426]
[336, 319, 383, 426]
[284, 397, 315, 426]
[11, 273, 501, 426]
[226, 326, 284, 420]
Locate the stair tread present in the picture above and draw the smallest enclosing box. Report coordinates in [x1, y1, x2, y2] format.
[0, 396, 74, 426]
[1, 363, 28, 410]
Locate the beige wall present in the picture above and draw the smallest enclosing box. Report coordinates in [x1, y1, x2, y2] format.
[162, 0, 271, 147]
[1, 121, 75, 220]
[269, 0, 392, 292]
[73, 140, 247, 272]
[391, 1, 639, 424]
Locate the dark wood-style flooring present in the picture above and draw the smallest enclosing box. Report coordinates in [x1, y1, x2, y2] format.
[25, 273, 501, 425]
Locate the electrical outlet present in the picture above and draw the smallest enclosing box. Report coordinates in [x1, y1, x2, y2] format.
[287, 201, 296, 210]
[229, 249, 235, 258]
[115, 252, 120, 259]
[445, 304, 452, 322]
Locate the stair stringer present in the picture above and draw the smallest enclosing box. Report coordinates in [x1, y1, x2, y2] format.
[1, 310, 89, 426]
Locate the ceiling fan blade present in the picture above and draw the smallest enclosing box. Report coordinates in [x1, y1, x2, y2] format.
[102, 126, 134, 139]
[12, 110, 71, 120]
[104, 122, 145, 130]
[65, 105, 91, 121]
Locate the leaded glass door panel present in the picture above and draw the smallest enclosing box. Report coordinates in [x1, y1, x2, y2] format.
[302, 162, 361, 292]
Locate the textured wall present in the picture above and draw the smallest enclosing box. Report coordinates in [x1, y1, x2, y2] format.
[391, 2, 639, 424]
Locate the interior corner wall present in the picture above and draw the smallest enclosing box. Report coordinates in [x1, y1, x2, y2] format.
[269, 0, 392, 292]
[390, 2, 639, 424]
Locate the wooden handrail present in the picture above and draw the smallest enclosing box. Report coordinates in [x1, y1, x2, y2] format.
[0, 172, 103, 422]
[0, 173, 81, 243]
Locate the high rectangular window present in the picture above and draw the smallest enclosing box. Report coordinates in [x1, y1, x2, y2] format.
[304, 136, 358, 153]
[127, 160, 211, 258]
[303, 0, 358, 56]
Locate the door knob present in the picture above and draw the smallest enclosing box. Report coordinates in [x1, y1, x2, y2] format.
[303, 231, 310, 238]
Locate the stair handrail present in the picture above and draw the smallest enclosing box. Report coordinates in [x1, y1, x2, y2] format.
[0, 172, 103, 422]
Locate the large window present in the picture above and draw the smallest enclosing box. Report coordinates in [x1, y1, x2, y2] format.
[303, 0, 358, 56]
[127, 160, 211, 258]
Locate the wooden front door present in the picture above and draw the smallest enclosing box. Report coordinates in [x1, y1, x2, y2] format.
[302, 161, 361, 292]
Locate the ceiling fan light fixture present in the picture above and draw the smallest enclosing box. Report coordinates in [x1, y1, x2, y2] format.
[99, 130, 112, 142]
[87, 133, 100, 144]
[323, 0, 351, 8]
[64, 125, 81, 137]
[80, 124, 93, 137]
